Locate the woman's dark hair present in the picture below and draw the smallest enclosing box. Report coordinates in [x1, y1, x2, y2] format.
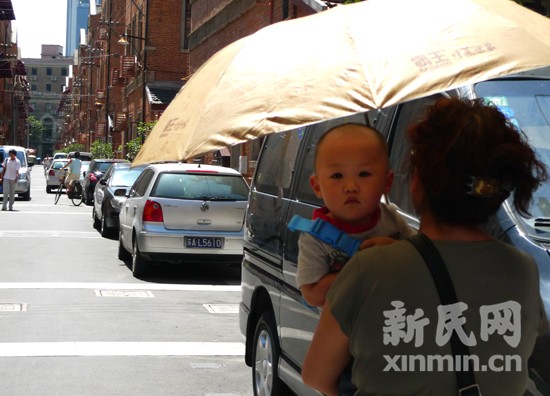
[407, 97, 547, 224]
[74, 151, 80, 159]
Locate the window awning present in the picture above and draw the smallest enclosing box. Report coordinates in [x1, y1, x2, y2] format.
[147, 82, 185, 106]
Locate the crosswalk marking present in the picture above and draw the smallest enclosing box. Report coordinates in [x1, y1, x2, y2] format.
[0, 342, 245, 357]
[0, 282, 241, 292]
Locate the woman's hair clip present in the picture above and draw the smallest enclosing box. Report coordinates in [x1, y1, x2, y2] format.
[465, 176, 503, 197]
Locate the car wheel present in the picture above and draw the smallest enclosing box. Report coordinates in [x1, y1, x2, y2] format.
[85, 188, 93, 206]
[21, 189, 31, 201]
[132, 238, 150, 277]
[118, 229, 131, 261]
[100, 208, 111, 238]
[252, 311, 285, 396]
[92, 207, 101, 230]
[46, 186, 52, 194]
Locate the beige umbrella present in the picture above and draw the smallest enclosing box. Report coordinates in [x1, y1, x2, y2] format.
[133, 0, 550, 166]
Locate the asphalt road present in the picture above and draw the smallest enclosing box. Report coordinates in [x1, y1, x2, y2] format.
[0, 166, 254, 396]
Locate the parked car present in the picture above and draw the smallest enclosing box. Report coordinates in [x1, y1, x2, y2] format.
[93, 163, 147, 237]
[82, 159, 128, 205]
[53, 152, 68, 160]
[239, 69, 550, 395]
[80, 160, 91, 183]
[69, 151, 92, 161]
[118, 163, 250, 277]
[45, 159, 70, 193]
[0, 145, 33, 200]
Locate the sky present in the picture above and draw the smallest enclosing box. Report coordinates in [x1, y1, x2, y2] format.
[11, 0, 67, 59]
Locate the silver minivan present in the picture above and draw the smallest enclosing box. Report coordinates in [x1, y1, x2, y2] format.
[240, 69, 550, 395]
[0, 145, 32, 200]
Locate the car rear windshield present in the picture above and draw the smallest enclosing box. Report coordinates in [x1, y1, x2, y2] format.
[97, 162, 115, 172]
[52, 161, 67, 170]
[151, 172, 249, 201]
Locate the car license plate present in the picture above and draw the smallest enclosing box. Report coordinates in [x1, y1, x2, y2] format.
[185, 237, 224, 249]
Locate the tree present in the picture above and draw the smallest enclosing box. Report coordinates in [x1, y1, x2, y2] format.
[27, 116, 45, 148]
[91, 140, 115, 159]
[125, 121, 157, 161]
[59, 143, 85, 154]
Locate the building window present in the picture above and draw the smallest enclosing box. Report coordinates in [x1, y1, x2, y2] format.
[31, 84, 37, 91]
[61, 67, 68, 76]
[46, 84, 52, 92]
[31, 68, 37, 75]
[46, 67, 52, 76]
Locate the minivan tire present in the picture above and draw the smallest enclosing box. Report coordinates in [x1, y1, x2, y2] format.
[21, 190, 30, 201]
[252, 312, 285, 396]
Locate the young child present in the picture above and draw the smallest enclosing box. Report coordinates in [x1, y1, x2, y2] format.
[295, 123, 416, 307]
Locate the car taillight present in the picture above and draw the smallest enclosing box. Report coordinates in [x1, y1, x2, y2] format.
[48, 169, 55, 176]
[88, 173, 97, 183]
[143, 200, 164, 223]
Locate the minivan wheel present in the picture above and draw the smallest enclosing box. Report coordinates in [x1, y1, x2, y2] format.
[132, 239, 150, 277]
[252, 312, 284, 396]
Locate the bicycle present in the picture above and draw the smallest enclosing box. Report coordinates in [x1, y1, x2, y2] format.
[54, 170, 84, 206]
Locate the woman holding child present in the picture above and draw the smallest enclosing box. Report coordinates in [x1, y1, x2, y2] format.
[302, 97, 549, 395]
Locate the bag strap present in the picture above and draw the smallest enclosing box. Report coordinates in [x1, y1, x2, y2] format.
[407, 234, 481, 396]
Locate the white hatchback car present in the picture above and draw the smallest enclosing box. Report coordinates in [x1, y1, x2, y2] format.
[117, 163, 250, 277]
[45, 159, 70, 193]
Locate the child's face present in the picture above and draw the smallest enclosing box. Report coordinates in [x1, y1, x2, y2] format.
[310, 125, 393, 226]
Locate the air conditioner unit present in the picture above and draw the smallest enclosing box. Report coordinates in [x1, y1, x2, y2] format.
[30, 75, 37, 81]
[50, 76, 57, 81]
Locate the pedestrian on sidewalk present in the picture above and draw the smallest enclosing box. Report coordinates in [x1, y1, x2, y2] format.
[0, 149, 21, 211]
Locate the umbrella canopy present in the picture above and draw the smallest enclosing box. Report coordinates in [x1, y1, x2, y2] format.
[133, 0, 550, 166]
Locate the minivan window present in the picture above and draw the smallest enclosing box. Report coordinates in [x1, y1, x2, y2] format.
[475, 79, 550, 240]
[253, 130, 303, 197]
[152, 172, 249, 201]
[387, 95, 443, 217]
[294, 126, 326, 206]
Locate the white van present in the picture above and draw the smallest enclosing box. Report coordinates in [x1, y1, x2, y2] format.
[0, 145, 32, 200]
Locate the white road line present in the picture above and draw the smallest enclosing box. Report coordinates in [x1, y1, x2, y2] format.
[0, 342, 245, 357]
[0, 211, 90, 215]
[0, 231, 100, 238]
[0, 282, 241, 292]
